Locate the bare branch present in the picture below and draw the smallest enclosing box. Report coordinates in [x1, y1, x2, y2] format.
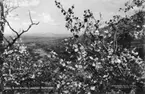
[5, 11, 39, 49]
[4, 6, 19, 18]
[3, 36, 10, 44]
[9, 6, 19, 13]
[4, 19, 19, 36]
[23, 11, 39, 32]
[9, 36, 13, 40]
[29, 10, 33, 24]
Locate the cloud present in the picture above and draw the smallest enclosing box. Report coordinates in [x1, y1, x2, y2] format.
[20, 12, 58, 27]
[19, 0, 40, 7]
[20, 21, 33, 30]
[102, 0, 125, 3]
[7, 0, 40, 7]
[22, 22, 31, 26]
[13, 17, 20, 20]
[30, 10, 37, 14]
[38, 13, 57, 25]
[102, 0, 112, 2]
[101, 0, 127, 7]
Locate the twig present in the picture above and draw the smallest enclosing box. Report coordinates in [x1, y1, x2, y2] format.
[5, 11, 39, 48]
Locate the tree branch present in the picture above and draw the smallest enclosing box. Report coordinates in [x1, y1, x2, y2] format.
[3, 36, 10, 44]
[4, 19, 19, 36]
[4, 6, 19, 18]
[5, 11, 39, 49]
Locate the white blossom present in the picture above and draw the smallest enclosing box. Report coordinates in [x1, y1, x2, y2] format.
[90, 86, 95, 90]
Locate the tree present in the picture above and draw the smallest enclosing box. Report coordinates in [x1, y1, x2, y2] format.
[55, 0, 145, 93]
[0, 1, 5, 93]
[0, 0, 39, 93]
[3, 39, 33, 86]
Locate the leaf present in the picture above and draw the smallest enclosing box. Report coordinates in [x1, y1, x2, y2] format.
[84, 18, 87, 22]
[74, 35, 79, 38]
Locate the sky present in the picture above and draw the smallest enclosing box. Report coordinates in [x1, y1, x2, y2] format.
[4, 0, 128, 36]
